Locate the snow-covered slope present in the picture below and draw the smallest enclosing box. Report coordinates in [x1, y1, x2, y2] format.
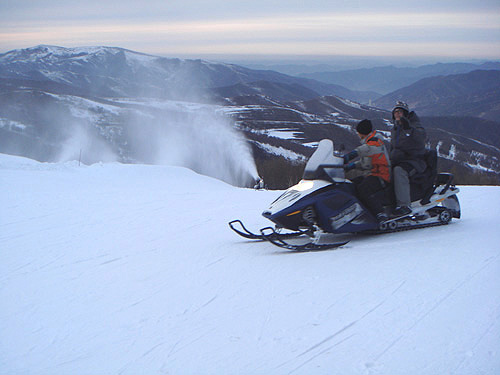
[1, 154, 499, 375]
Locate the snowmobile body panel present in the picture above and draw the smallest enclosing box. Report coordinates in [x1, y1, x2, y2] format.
[262, 139, 379, 234]
[265, 179, 332, 215]
[443, 194, 460, 218]
[410, 185, 461, 219]
[262, 180, 379, 233]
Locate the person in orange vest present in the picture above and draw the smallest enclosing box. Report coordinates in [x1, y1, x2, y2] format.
[343, 119, 391, 221]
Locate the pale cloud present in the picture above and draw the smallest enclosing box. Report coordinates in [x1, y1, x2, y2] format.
[179, 41, 500, 58]
[1, 8, 499, 59]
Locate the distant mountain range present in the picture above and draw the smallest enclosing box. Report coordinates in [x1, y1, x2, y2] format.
[0, 45, 372, 103]
[1, 45, 499, 186]
[298, 62, 500, 95]
[373, 70, 500, 121]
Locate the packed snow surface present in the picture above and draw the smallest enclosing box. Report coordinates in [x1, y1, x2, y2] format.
[1, 153, 499, 375]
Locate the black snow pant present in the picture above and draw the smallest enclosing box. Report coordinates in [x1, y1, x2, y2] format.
[352, 175, 387, 215]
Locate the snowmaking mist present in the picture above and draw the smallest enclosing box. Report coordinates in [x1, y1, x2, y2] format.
[126, 107, 259, 187]
[15, 88, 258, 186]
[56, 122, 118, 165]
[38, 100, 258, 187]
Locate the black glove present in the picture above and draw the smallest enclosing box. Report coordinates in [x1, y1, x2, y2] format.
[344, 162, 355, 171]
[343, 150, 358, 163]
[399, 117, 410, 129]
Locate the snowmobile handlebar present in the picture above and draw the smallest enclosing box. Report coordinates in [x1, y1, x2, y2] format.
[319, 164, 346, 169]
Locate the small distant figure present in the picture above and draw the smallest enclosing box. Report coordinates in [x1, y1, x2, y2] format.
[254, 177, 266, 190]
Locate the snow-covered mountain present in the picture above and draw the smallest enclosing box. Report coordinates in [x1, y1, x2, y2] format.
[0, 46, 391, 186]
[0, 45, 361, 101]
[1, 45, 499, 187]
[1, 153, 499, 374]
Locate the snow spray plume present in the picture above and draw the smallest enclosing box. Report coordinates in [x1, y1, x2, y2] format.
[126, 107, 259, 187]
[161, 110, 258, 187]
[2, 92, 118, 165]
[56, 120, 118, 164]
[117, 57, 259, 186]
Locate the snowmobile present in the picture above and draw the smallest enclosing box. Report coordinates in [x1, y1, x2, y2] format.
[229, 139, 461, 251]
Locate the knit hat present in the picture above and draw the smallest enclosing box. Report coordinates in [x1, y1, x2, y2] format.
[392, 101, 409, 118]
[356, 119, 372, 135]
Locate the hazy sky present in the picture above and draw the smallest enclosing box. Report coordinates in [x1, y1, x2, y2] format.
[1, 0, 499, 62]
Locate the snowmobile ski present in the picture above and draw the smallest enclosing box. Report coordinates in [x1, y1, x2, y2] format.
[228, 220, 306, 240]
[259, 227, 349, 252]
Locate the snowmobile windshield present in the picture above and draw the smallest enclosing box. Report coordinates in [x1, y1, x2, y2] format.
[303, 139, 345, 182]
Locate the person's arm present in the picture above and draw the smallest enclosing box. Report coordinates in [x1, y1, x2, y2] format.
[343, 149, 358, 163]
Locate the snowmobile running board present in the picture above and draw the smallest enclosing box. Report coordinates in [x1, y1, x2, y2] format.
[371, 216, 453, 235]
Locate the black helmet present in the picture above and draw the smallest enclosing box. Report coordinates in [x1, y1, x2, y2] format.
[356, 119, 372, 135]
[392, 101, 409, 119]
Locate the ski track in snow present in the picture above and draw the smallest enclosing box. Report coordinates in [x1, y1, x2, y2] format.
[373, 253, 500, 360]
[1, 154, 499, 375]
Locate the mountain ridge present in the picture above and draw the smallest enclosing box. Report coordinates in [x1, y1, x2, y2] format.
[1, 45, 499, 186]
[373, 70, 500, 121]
[0, 45, 372, 103]
[298, 61, 500, 95]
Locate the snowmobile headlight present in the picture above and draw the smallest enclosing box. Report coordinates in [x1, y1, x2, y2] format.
[295, 180, 314, 191]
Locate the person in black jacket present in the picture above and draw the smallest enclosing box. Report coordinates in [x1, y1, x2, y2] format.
[389, 101, 427, 216]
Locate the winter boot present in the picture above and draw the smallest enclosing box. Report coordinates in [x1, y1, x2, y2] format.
[392, 205, 412, 216]
[376, 212, 389, 222]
